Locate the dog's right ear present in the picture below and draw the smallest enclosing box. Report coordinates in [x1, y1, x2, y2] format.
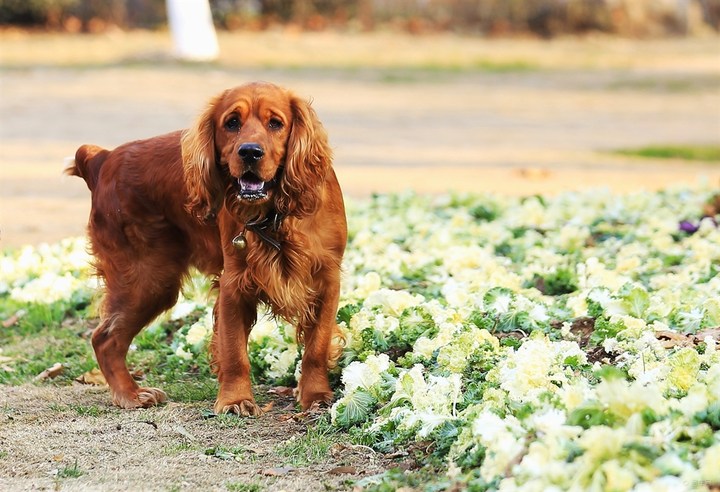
[182, 91, 227, 220]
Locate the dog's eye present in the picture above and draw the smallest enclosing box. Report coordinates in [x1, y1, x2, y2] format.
[268, 118, 283, 131]
[224, 116, 240, 131]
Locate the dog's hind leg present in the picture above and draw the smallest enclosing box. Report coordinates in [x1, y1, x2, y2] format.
[91, 248, 188, 409]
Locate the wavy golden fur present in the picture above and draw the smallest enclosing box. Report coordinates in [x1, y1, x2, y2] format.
[67, 82, 347, 415]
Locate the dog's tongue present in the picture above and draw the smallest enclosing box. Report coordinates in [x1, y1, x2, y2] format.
[239, 173, 264, 192]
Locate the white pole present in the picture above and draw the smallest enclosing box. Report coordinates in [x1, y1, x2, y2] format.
[166, 0, 219, 62]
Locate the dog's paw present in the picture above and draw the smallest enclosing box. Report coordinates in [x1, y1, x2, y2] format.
[214, 399, 263, 417]
[137, 387, 168, 406]
[113, 387, 167, 409]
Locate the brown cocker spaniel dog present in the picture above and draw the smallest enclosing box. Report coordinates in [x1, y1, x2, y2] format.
[67, 82, 347, 415]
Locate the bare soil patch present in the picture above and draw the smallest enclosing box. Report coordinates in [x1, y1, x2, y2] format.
[0, 384, 386, 491]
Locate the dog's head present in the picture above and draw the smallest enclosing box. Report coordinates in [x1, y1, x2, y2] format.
[182, 82, 331, 220]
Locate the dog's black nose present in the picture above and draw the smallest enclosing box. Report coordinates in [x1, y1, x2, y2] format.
[238, 143, 264, 163]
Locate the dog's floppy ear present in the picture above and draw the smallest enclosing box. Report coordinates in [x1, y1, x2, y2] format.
[182, 91, 227, 220]
[276, 94, 332, 218]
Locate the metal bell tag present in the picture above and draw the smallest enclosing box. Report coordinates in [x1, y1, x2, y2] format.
[232, 233, 247, 250]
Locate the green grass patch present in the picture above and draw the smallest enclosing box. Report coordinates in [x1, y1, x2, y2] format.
[0, 297, 97, 384]
[163, 442, 201, 456]
[0, 330, 96, 385]
[377, 59, 538, 83]
[56, 460, 84, 479]
[48, 403, 111, 417]
[69, 404, 108, 417]
[606, 74, 720, 93]
[204, 445, 256, 462]
[207, 412, 250, 429]
[225, 482, 264, 492]
[615, 144, 720, 162]
[161, 378, 218, 403]
[275, 416, 343, 467]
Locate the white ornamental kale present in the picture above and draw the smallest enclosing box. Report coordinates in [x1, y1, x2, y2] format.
[374, 364, 463, 438]
[488, 333, 587, 405]
[332, 188, 720, 490]
[4, 238, 95, 304]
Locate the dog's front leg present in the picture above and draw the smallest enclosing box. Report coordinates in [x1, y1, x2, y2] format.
[213, 278, 261, 417]
[297, 271, 342, 410]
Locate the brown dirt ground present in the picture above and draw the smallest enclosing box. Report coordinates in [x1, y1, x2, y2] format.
[1, 31, 719, 491]
[1, 384, 389, 491]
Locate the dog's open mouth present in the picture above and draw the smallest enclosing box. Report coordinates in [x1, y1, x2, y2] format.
[236, 171, 273, 201]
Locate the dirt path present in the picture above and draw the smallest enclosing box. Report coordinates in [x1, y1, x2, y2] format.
[1, 32, 719, 248]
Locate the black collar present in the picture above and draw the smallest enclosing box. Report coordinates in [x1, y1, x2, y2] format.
[244, 210, 285, 251]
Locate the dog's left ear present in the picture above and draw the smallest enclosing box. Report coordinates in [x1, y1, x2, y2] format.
[276, 95, 332, 217]
[182, 91, 227, 220]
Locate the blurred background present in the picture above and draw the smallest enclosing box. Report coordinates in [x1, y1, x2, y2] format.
[1, 0, 719, 247]
[1, 0, 719, 36]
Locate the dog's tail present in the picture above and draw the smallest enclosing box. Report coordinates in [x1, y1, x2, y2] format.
[64, 144, 109, 192]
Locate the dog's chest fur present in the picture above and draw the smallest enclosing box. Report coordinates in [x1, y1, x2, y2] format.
[234, 229, 318, 323]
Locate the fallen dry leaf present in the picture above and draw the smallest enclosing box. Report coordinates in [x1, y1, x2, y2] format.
[75, 368, 107, 386]
[268, 386, 294, 397]
[277, 413, 296, 422]
[655, 328, 720, 349]
[260, 401, 274, 413]
[34, 363, 64, 381]
[260, 466, 294, 477]
[694, 327, 720, 342]
[655, 330, 694, 349]
[702, 193, 720, 217]
[286, 401, 327, 422]
[2, 310, 26, 328]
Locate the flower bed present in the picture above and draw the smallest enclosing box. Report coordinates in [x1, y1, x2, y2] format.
[2, 187, 719, 491]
